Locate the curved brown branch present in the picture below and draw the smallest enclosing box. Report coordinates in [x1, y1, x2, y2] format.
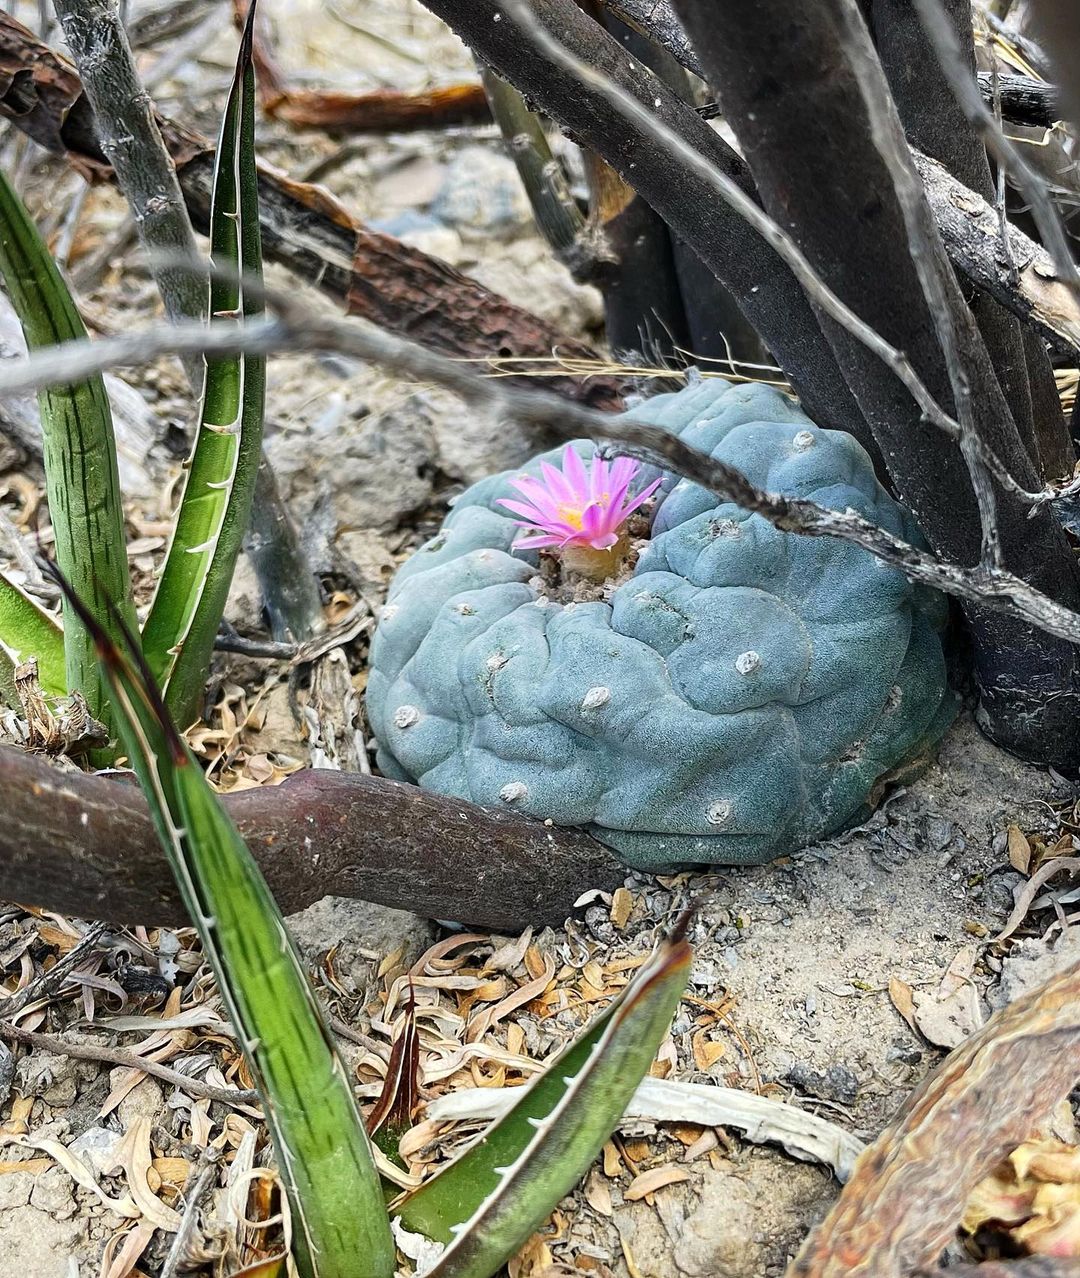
[0, 746, 623, 930]
[0, 11, 622, 412]
[790, 960, 1080, 1276]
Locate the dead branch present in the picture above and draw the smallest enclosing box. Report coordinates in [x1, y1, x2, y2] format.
[6, 292, 1080, 655]
[264, 84, 489, 132]
[424, 0, 1079, 525]
[592, 0, 1080, 368]
[789, 960, 1080, 1275]
[415, 0, 876, 452]
[912, 0, 1080, 303]
[665, 0, 1080, 760]
[1025, 1, 1080, 134]
[913, 150, 1080, 355]
[0, 12, 622, 411]
[973, 71, 1059, 128]
[836, 1, 1001, 567]
[234, 0, 490, 132]
[0, 745, 623, 929]
[871, 0, 1068, 479]
[602, 0, 1063, 127]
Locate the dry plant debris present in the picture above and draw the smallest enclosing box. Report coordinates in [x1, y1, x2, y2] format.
[0, 864, 871, 1278]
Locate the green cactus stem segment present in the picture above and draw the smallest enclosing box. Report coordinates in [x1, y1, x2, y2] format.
[368, 378, 956, 872]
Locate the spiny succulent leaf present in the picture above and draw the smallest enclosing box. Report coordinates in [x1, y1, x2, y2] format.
[139, 0, 266, 727]
[51, 561, 394, 1278]
[0, 171, 136, 733]
[0, 570, 65, 699]
[393, 932, 690, 1275]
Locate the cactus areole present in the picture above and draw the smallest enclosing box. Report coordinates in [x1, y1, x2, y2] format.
[368, 378, 955, 872]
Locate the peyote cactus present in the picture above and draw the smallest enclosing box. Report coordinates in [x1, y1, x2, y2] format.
[367, 377, 955, 872]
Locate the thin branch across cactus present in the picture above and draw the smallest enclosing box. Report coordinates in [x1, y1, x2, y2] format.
[8, 294, 1080, 651]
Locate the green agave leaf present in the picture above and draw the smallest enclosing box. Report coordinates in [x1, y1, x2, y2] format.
[394, 927, 691, 1277]
[52, 567, 393, 1278]
[0, 571, 64, 699]
[139, 0, 266, 727]
[0, 172, 136, 732]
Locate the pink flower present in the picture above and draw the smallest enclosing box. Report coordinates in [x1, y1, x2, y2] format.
[497, 446, 662, 552]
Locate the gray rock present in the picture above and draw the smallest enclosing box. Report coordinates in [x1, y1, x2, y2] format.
[114, 1075, 164, 1131]
[784, 1062, 860, 1107]
[0, 1170, 34, 1211]
[15, 1051, 79, 1106]
[0, 1204, 85, 1278]
[267, 395, 436, 534]
[28, 1169, 76, 1220]
[69, 1125, 124, 1176]
[370, 210, 463, 264]
[988, 930, 1080, 1011]
[611, 1153, 830, 1278]
[420, 389, 537, 487]
[429, 146, 533, 236]
[287, 895, 436, 971]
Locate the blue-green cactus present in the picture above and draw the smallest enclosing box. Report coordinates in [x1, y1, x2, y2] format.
[367, 377, 955, 872]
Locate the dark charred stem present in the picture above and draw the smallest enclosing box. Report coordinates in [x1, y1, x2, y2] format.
[415, 0, 877, 455]
[673, 0, 1080, 762]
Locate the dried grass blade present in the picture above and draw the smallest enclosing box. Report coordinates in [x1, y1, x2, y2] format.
[394, 928, 690, 1277]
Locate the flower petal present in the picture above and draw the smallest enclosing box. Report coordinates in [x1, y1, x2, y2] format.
[590, 454, 609, 503]
[561, 445, 592, 501]
[497, 497, 554, 523]
[579, 501, 611, 541]
[508, 475, 562, 514]
[621, 476, 663, 519]
[513, 533, 564, 548]
[540, 459, 576, 504]
[609, 456, 638, 492]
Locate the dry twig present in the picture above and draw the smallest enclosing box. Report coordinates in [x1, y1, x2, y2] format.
[0, 921, 106, 1017]
[912, 0, 1080, 303]
[833, 0, 1000, 566]
[2, 291, 1080, 644]
[0, 1021, 260, 1106]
